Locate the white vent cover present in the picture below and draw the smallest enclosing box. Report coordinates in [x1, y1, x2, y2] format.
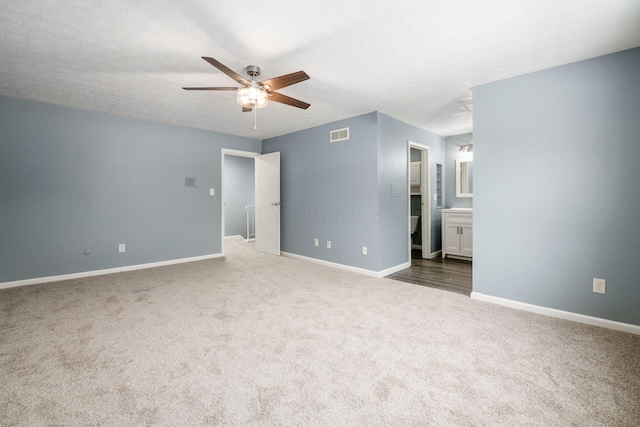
[330, 127, 349, 142]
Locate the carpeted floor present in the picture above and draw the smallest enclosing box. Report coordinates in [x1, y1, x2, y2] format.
[1, 236, 639, 426]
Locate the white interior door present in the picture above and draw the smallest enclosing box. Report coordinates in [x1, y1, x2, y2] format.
[255, 152, 280, 255]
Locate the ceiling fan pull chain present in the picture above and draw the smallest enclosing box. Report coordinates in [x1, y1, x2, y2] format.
[254, 106, 257, 131]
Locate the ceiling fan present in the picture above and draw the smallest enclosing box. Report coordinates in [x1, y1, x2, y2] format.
[183, 57, 310, 113]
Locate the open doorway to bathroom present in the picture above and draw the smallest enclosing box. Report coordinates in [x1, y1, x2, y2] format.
[408, 142, 431, 260]
[387, 136, 472, 296]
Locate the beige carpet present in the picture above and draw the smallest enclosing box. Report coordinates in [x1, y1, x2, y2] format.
[1, 236, 639, 426]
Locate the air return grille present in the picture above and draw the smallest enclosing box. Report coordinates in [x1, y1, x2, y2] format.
[330, 127, 349, 142]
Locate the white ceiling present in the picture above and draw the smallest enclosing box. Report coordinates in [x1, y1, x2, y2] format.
[1, 1, 639, 140]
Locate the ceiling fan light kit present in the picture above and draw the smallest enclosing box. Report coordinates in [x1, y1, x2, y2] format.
[237, 84, 269, 109]
[183, 57, 310, 130]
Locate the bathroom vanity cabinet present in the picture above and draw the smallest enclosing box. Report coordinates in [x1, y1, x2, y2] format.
[442, 209, 472, 260]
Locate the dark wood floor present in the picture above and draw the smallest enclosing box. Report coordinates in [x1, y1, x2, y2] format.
[386, 250, 472, 296]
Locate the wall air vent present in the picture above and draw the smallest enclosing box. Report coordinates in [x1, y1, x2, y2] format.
[330, 127, 349, 143]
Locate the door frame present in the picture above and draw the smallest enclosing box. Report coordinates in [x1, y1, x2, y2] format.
[221, 148, 260, 256]
[407, 141, 431, 262]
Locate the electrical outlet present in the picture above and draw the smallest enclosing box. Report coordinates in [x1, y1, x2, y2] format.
[314, 238, 319, 247]
[327, 240, 331, 249]
[593, 278, 606, 294]
[118, 243, 126, 253]
[362, 246, 367, 255]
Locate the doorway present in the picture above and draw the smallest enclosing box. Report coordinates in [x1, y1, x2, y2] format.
[221, 149, 281, 256]
[408, 141, 431, 261]
[221, 149, 259, 256]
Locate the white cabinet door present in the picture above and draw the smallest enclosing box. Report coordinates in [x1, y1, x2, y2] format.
[442, 211, 473, 259]
[410, 162, 421, 187]
[460, 223, 473, 257]
[444, 223, 461, 254]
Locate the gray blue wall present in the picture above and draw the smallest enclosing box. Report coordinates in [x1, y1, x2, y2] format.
[473, 47, 640, 326]
[262, 113, 381, 271]
[0, 96, 260, 283]
[377, 113, 444, 260]
[224, 156, 255, 238]
[444, 133, 473, 209]
[262, 111, 444, 273]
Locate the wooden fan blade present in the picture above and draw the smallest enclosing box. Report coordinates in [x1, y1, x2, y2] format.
[242, 107, 253, 113]
[182, 87, 238, 91]
[260, 71, 309, 91]
[268, 92, 310, 109]
[202, 57, 251, 86]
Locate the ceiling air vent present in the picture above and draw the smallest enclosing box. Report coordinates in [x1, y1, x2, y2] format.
[330, 127, 349, 143]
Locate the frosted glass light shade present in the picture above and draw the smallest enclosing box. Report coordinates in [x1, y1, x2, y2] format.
[237, 85, 268, 109]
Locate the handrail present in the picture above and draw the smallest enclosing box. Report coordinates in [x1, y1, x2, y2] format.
[245, 205, 256, 240]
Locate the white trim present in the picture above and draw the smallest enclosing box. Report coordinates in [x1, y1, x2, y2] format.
[221, 149, 260, 256]
[0, 253, 224, 291]
[455, 158, 473, 198]
[222, 149, 261, 158]
[407, 249, 441, 260]
[470, 292, 640, 336]
[408, 141, 431, 263]
[281, 252, 410, 278]
[378, 262, 411, 277]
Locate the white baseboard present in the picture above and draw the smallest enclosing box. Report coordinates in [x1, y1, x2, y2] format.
[0, 253, 224, 290]
[409, 250, 442, 260]
[470, 292, 640, 336]
[281, 252, 409, 278]
[379, 262, 411, 276]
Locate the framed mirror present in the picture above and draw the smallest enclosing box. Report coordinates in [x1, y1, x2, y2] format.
[455, 159, 473, 197]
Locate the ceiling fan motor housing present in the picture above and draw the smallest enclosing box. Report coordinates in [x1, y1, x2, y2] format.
[246, 65, 261, 78]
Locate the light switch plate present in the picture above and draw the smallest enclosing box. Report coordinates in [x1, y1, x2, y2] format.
[210, 188, 215, 196]
[391, 183, 402, 197]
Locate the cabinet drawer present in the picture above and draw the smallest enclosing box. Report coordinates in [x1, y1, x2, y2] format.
[444, 213, 473, 224]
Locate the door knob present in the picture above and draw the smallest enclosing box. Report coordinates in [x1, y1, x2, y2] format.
[271, 202, 282, 206]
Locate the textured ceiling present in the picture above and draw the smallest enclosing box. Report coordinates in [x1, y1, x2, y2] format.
[1, 0, 639, 139]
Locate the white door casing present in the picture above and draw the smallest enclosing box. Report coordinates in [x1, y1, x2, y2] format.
[221, 149, 260, 256]
[255, 152, 281, 255]
[408, 142, 431, 261]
